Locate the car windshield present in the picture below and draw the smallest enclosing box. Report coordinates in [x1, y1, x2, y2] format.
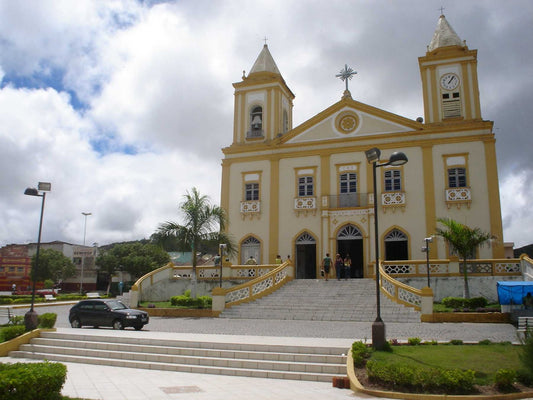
[106, 300, 128, 310]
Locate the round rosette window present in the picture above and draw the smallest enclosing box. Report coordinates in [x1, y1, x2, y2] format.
[335, 111, 359, 134]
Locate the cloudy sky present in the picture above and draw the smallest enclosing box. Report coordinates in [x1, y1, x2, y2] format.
[1, 0, 532, 249]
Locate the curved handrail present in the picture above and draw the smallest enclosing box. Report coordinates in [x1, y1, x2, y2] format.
[521, 254, 533, 280]
[379, 263, 432, 311]
[213, 260, 293, 308]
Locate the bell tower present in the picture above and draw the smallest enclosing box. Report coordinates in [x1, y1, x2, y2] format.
[419, 15, 482, 124]
[231, 45, 295, 145]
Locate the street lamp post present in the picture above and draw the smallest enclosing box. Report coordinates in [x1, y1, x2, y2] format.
[218, 244, 226, 288]
[24, 182, 51, 331]
[422, 237, 433, 287]
[80, 212, 92, 294]
[365, 148, 408, 350]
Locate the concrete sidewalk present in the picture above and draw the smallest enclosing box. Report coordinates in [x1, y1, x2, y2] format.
[3, 328, 388, 400]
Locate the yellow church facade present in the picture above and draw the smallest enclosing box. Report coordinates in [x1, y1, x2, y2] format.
[220, 15, 504, 279]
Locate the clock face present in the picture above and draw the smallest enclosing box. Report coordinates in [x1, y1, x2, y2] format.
[440, 73, 460, 90]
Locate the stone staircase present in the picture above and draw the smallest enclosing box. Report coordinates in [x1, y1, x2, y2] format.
[9, 331, 347, 382]
[219, 279, 421, 322]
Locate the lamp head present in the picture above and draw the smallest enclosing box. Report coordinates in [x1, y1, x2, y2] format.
[24, 188, 39, 196]
[387, 152, 408, 166]
[38, 182, 51, 191]
[365, 147, 381, 163]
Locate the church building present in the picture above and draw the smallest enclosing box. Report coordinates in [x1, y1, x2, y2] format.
[220, 15, 505, 279]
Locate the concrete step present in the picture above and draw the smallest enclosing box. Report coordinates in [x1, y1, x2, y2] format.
[9, 331, 347, 382]
[219, 279, 421, 322]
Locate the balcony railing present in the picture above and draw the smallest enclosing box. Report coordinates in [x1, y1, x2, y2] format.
[294, 196, 316, 210]
[246, 129, 264, 139]
[382, 191, 406, 209]
[240, 200, 260, 214]
[445, 187, 471, 208]
[326, 193, 370, 209]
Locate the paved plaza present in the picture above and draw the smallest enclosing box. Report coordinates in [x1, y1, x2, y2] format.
[1, 304, 525, 399]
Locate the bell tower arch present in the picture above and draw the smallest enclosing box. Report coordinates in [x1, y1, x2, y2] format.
[231, 45, 295, 145]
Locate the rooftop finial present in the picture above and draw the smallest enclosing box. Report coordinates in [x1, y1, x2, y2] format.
[439, 6, 445, 16]
[336, 64, 357, 95]
[263, 36, 268, 46]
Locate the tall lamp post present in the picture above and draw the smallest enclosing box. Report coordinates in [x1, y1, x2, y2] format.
[80, 212, 92, 294]
[365, 148, 408, 350]
[24, 182, 51, 331]
[422, 237, 433, 287]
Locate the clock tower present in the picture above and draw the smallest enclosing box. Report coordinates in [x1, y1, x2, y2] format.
[418, 15, 482, 124]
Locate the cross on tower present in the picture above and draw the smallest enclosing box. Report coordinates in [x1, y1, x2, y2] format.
[336, 64, 357, 92]
[263, 36, 268, 45]
[439, 6, 445, 15]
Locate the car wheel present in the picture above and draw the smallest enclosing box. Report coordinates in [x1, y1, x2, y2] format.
[70, 318, 81, 328]
[112, 319, 124, 330]
[134, 324, 143, 331]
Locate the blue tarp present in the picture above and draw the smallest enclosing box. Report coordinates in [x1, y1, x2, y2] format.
[497, 281, 533, 305]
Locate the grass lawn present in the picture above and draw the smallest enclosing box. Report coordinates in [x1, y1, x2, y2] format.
[370, 343, 522, 386]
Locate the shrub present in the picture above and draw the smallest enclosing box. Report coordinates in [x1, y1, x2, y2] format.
[407, 337, 422, 346]
[517, 369, 533, 386]
[0, 298, 13, 305]
[57, 294, 85, 301]
[449, 339, 463, 345]
[0, 325, 26, 341]
[170, 294, 212, 308]
[0, 361, 66, 400]
[494, 369, 516, 391]
[38, 313, 57, 329]
[9, 316, 24, 326]
[366, 360, 475, 394]
[423, 340, 438, 345]
[520, 331, 533, 376]
[478, 339, 492, 345]
[389, 338, 399, 346]
[441, 296, 487, 310]
[351, 341, 372, 367]
[381, 340, 393, 352]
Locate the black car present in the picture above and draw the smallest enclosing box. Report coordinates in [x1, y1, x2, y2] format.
[69, 299, 149, 330]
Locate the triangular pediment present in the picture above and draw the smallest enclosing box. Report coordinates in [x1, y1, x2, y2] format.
[284, 97, 423, 145]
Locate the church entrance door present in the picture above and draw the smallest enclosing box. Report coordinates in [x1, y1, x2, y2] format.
[336, 225, 364, 278]
[295, 232, 317, 279]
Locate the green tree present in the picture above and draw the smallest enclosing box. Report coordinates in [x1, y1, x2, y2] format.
[31, 249, 76, 284]
[435, 218, 494, 299]
[156, 187, 234, 298]
[96, 242, 170, 294]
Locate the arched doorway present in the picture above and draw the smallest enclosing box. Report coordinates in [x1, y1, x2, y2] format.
[384, 229, 409, 260]
[295, 232, 316, 279]
[337, 224, 364, 278]
[240, 236, 261, 264]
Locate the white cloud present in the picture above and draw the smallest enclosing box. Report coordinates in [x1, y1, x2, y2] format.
[0, 0, 531, 251]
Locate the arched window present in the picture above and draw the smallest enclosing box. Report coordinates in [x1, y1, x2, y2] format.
[384, 229, 408, 260]
[249, 106, 263, 138]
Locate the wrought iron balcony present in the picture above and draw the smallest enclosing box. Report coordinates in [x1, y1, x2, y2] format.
[326, 193, 370, 209]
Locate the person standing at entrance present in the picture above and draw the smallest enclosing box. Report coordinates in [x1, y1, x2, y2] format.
[344, 254, 352, 280]
[322, 253, 332, 281]
[335, 254, 344, 280]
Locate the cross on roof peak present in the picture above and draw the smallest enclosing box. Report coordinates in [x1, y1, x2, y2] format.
[335, 64, 357, 93]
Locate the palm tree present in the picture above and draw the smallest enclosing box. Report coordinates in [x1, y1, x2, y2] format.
[435, 218, 494, 299]
[157, 187, 233, 298]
